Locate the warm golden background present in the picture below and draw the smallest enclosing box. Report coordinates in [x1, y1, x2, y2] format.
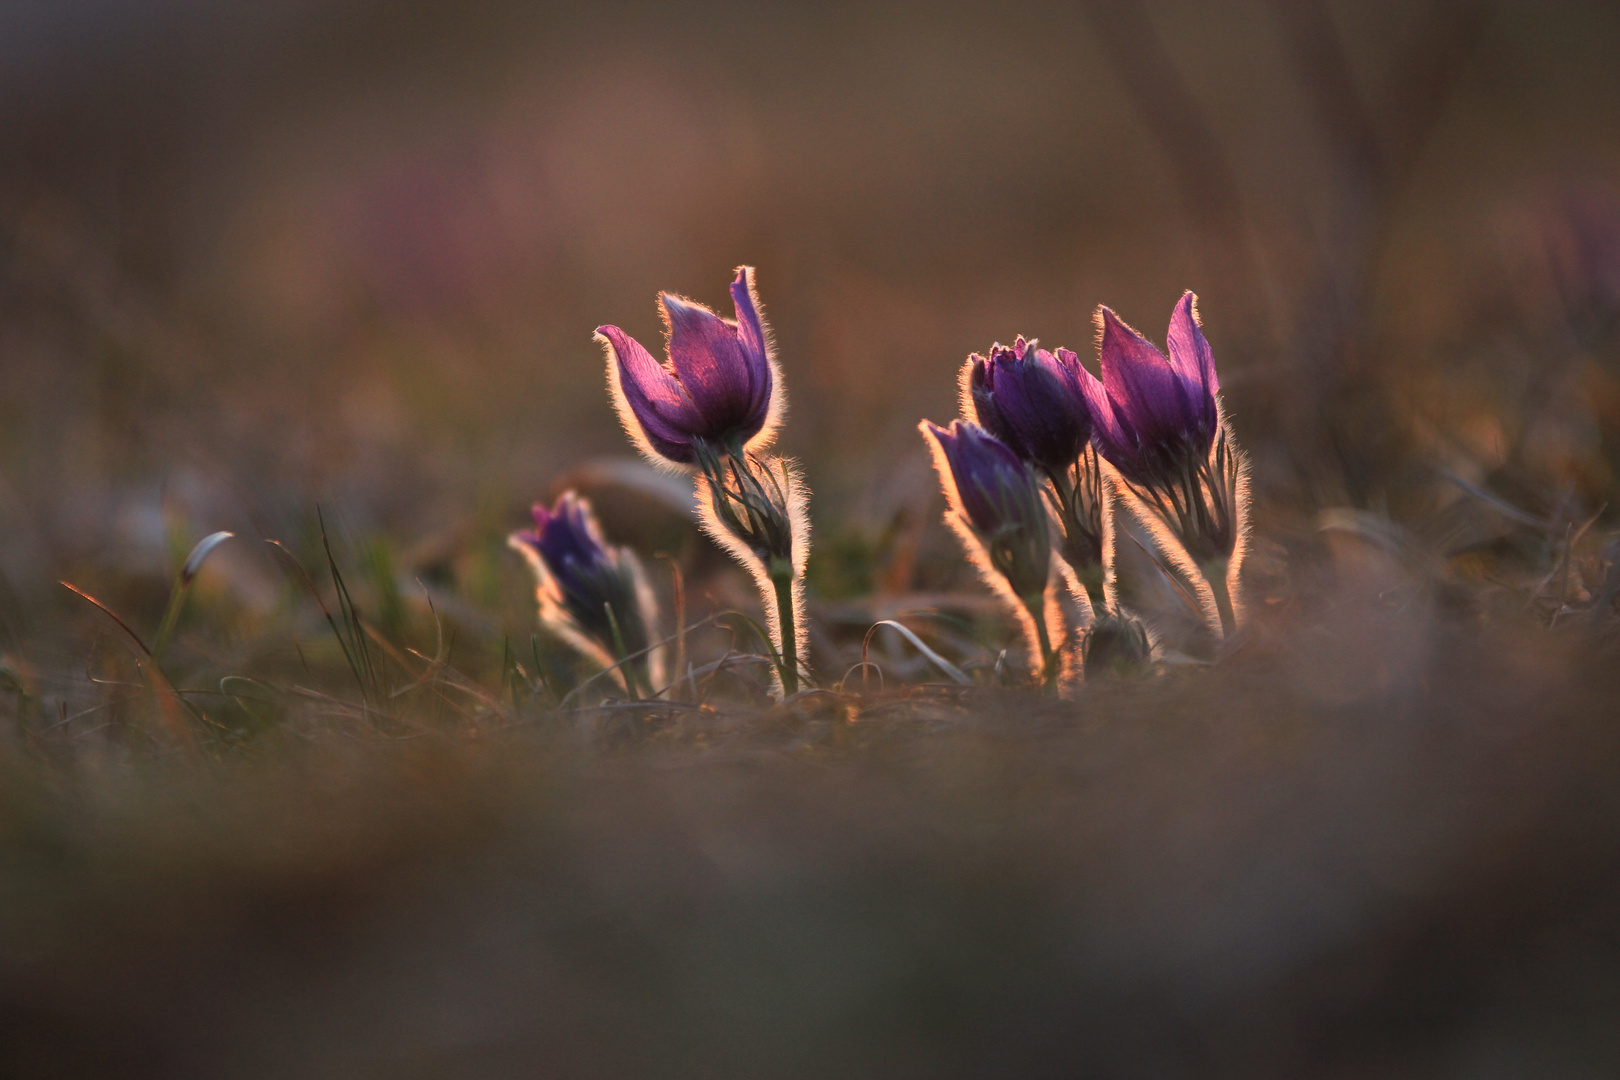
[5, 0, 1618, 604]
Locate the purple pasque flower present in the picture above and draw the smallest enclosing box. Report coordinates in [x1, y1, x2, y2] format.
[1076, 291, 1220, 487]
[510, 491, 653, 671]
[596, 267, 777, 466]
[923, 420, 1032, 535]
[921, 419, 1051, 601]
[963, 336, 1094, 473]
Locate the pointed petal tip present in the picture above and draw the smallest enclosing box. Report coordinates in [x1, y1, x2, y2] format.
[661, 290, 731, 329]
[1176, 290, 1200, 323]
[920, 418, 963, 449]
[659, 291, 707, 321]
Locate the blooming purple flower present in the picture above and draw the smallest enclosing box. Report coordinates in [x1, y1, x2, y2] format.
[1076, 292, 1220, 487]
[964, 336, 1095, 473]
[596, 267, 776, 466]
[511, 491, 652, 667]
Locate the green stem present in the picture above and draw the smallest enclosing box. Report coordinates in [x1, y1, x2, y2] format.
[770, 563, 800, 697]
[602, 602, 640, 701]
[150, 582, 192, 664]
[1203, 558, 1238, 641]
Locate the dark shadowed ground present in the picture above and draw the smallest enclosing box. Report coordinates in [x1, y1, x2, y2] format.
[2, 0, 1620, 1075]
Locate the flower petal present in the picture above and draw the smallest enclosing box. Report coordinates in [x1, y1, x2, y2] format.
[662, 292, 760, 442]
[921, 419, 965, 517]
[993, 346, 1092, 469]
[1050, 347, 1097, 428]
[943, 420, 1025, 535]
[597, 324, 701, 463]
[965, 354, 1011, 445]
[1068, 347, 1137, 474]
[1165, 291, 1217, 395]
[1096, 306, 1191, 447]
[729, 267, 774, 424]
[1165, 291, 1219, 445]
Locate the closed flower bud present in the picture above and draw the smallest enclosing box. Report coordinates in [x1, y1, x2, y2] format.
[964, 336, 1095, 473]
[921, 419, 1053, 606]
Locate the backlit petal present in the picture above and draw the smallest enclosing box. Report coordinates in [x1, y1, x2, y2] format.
[729, 267, 774, 423]
[597, 325, 701, 463]
[662, 293, 759, 441]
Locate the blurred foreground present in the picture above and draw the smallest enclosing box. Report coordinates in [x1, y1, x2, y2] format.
[3, 612, 1619, 1078]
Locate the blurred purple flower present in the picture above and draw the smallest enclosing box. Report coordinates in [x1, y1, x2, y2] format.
[965, 336, 1095, 472]
[1077, 292, 1220, 486]
[596, 267, 776, 466]
[1545, 180, 1620, 325]
[511, 491, 652, 670]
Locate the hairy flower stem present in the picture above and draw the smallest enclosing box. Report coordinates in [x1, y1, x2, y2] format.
[1022, 593, 1058, 690]
[692, 438, 807, 698]
[1202, 558, 1237, 641]
[1042, 453, 1108, 616]
[770, 561, 800, 696]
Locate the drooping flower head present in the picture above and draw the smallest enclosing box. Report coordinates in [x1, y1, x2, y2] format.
[1077, 291, 1220, 488]
[921, 419, 1051, 601]
[596, 267, 779, 467]
[962, 336, 1095, 473]
[509, 491, 658, 688]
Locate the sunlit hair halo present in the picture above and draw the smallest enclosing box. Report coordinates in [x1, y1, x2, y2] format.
[515, 274, 1248, 703]
[920, 419, 1064, 687]
[595, 266, 809, 697]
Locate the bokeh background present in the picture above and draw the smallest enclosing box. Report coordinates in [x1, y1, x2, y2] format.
[4, 0, 1619, 628]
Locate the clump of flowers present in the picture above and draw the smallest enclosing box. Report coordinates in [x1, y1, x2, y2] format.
[962, 336, 1111, 607]
[961, 336, 1151, 670]
[509, 491, 662, 697]
[1079, 292, 1248, 639]
[920, 419, 1061, 686]
[596, 267, 809, 696]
